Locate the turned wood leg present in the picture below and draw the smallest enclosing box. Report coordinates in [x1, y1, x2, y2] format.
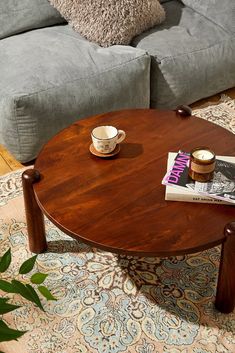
[22, 169, 47, 253]
[215, 222, 235, 313]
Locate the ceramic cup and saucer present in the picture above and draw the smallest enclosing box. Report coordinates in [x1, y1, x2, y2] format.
[90, 125, 126, 158]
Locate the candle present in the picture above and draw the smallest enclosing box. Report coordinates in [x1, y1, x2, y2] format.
[189, 147, 216, 182]
[192, 149, 214, 160]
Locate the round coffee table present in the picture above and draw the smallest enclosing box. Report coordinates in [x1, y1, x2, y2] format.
[22, 108, 235, 313]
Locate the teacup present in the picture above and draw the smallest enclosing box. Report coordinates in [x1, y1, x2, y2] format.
[91, 125, 126, 154]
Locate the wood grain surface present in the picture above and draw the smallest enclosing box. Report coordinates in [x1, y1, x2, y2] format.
[0, 144, 22, 174]
[33, 109, 235, 257]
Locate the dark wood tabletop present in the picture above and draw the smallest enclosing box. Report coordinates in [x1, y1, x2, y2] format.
[33, 109, 235, 257]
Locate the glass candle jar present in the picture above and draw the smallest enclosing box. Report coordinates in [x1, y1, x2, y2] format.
[189, 147, 216, 182]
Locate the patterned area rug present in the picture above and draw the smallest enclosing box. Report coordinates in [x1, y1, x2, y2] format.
[0, 96, 235, 353]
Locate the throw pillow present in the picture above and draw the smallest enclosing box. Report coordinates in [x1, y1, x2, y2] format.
[48, 0, 166, 47]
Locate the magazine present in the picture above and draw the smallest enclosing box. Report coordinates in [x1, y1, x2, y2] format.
[162, 151, 235, 205]
[163, 153, 230, 204]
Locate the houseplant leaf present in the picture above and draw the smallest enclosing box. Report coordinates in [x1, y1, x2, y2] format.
[0, 279, 15, 293]
[25, 284, 44, 311]
[0, 248, 11, 272]
[38, 286, 57, 301]
[11, 280, 32, 300]
[0, 247, 56, 344]
[0, 298, 9, 304]
[19, 255, 37, 274]
[30, 272, 48, 284]
[0, 320, 27, 342]
[0, 302, 21, 315]
[11, 280, 44, 311]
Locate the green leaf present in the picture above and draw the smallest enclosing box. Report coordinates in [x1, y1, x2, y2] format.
[11, 280, 44, 311]
[11, 280, 32, 300]
[38, 286, 57, 301]
[25, 284, 44, 311]
[0, 302, 21, 315]
[0, 248, 11, 273]
[19, 255, 37, 274]
[30, 272, 48, 284]
[0, 279, 16, 293]
[0, 298, 9, 304]
[0, 320, 27, 342]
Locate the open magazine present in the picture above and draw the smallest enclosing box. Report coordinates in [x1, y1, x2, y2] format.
[162, 151, 235, 204]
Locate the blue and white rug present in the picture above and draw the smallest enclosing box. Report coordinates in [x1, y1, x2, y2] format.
[0, 97, 235, 353]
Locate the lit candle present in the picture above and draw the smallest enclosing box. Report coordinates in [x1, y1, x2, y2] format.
[189, 147, 216, 182]
[192, 149, 214, 160]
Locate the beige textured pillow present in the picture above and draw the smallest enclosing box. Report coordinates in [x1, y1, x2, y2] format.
[48, 0, 165, 47]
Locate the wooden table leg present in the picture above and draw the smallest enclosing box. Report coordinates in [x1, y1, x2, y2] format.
[22, 169, 47, 253]
[215, 222, 235, 313]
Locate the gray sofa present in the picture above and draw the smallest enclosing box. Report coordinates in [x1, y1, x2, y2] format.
[0, 0, 234, 163]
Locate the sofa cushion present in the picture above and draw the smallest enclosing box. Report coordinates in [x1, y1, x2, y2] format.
[0, 25, 150, 162]
[48, 0, 165, 47]
[132, 0, 235, 108]
[181, 0, 235, 34]
[0, 0, 65, 39]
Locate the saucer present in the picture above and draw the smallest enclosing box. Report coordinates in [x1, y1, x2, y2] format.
[89, 144, 120, 158]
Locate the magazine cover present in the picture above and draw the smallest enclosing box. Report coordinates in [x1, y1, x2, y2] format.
[162, 151, 235, 204]
[162, 151, 190, 189]
[163, 152, 230, 204]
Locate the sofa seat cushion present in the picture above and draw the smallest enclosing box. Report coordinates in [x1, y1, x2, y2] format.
[132, 0, 235, 108]
[0, 25, 150, 162]
[48, 0, 165, 47]
[0, 0, 65, 40]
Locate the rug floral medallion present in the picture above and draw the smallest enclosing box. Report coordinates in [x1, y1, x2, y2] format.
[0, 97, 235, 353]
